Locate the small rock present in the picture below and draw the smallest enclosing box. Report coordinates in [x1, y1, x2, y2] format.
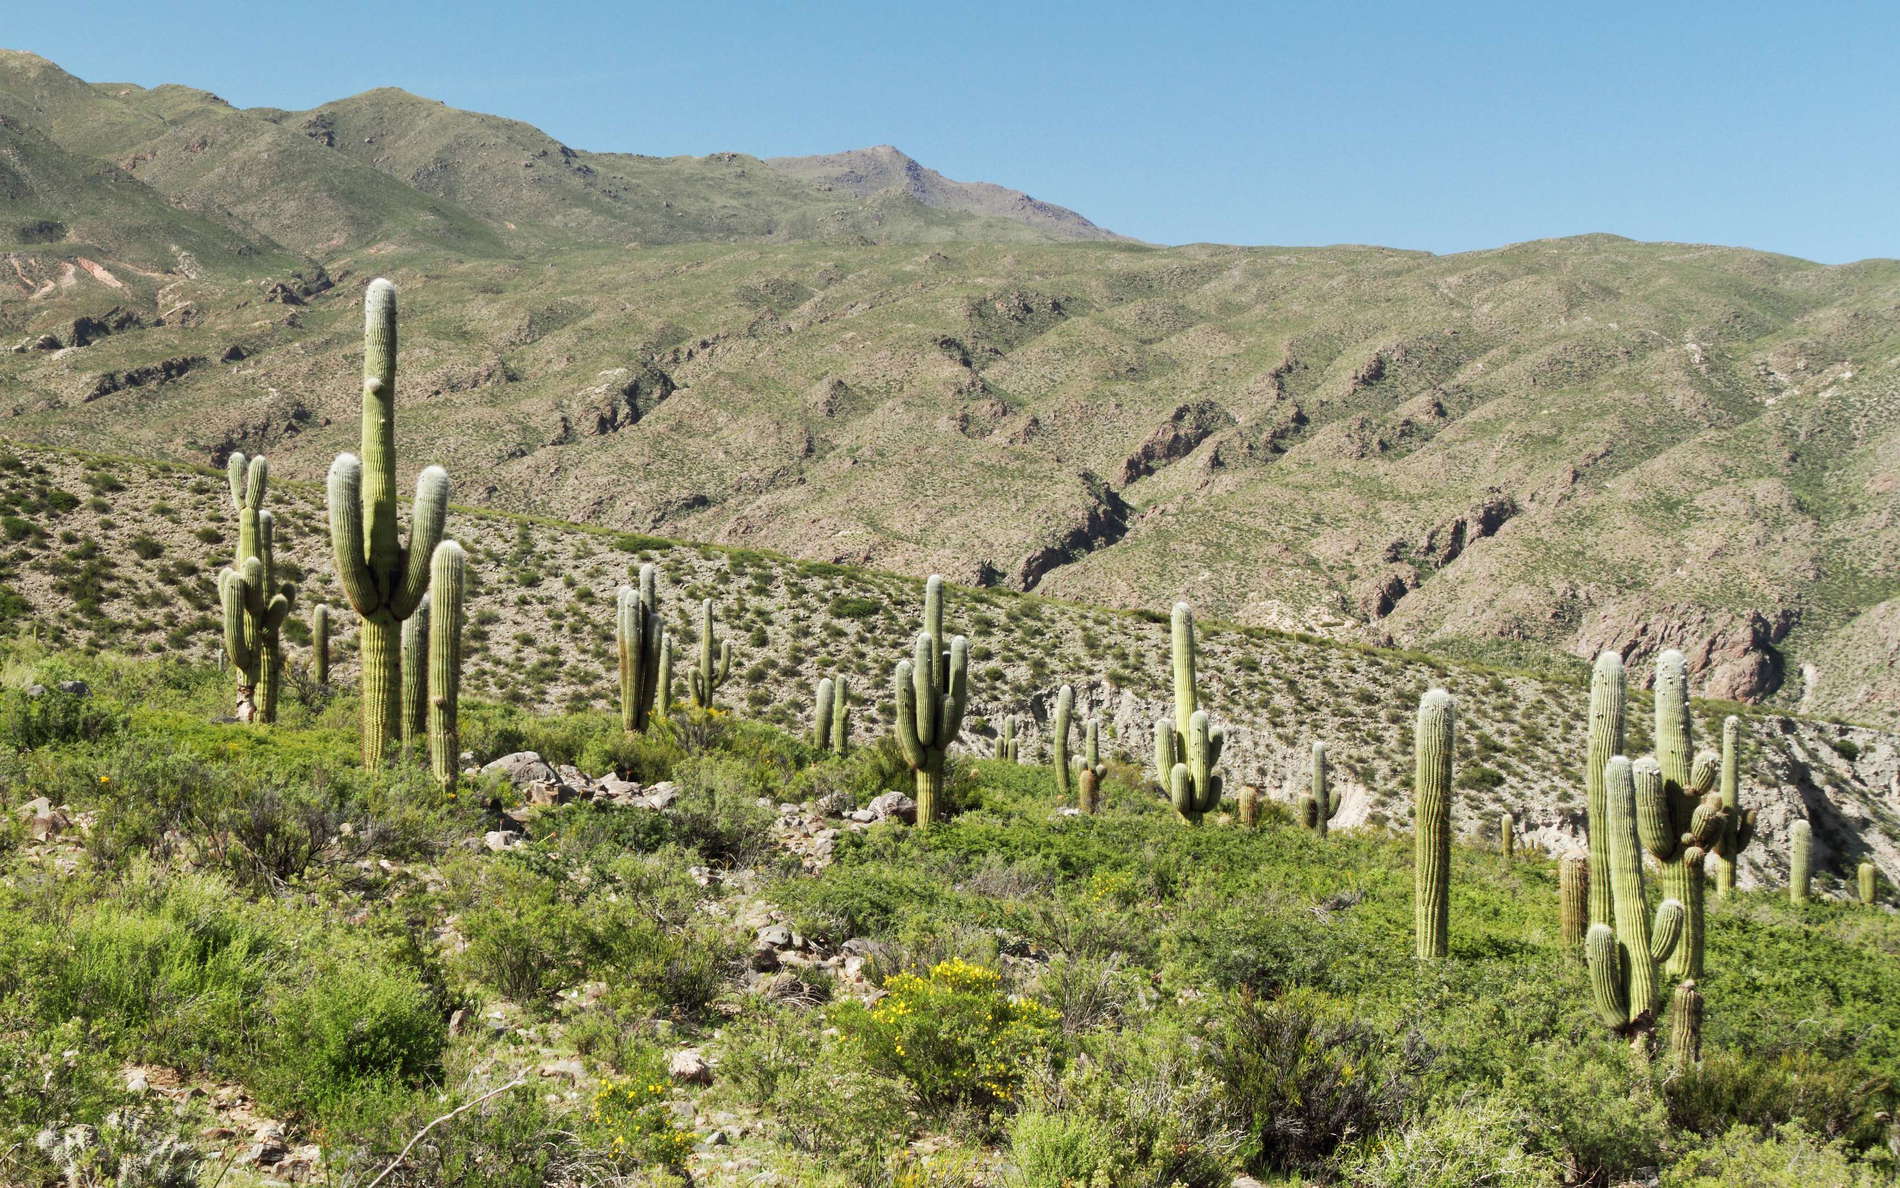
[645, 782, 680, 808]
[669, 1048, 712, 1086]
[596, 774, 642, 802]
[483, 830, 522, 852]
[124, 1068, 149, 1093]
[849, 809, 875, 823]
[524, 778, 573, 806]
[748, 945, 781, 972]
[703, 1129, 729, 1146]
[756, 924, 793, 948]
[480, 751, 558, 786]
[866, 791, 917, 824]
[55, 680, 89, 697]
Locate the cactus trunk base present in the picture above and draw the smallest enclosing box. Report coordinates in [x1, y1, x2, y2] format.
[914, 760, 943, 828]
[358, 615, 400, 766]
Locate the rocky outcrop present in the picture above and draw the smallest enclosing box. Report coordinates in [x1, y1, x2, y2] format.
[84, 356, 204, 402]
[1577, 604, 1795, 702]
[1115, 400, 1235, 486]
[1417, 488, 1518, 567]
[554, 362, 676, 443]
[1014, 474, 1130, 590]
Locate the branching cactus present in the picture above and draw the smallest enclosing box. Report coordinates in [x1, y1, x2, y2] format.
[328, 279, 450, 766]
[1078, 718, 1106, 814]
[615, 564, 665, 732]
[893, 575, 969, 827]
[1710, 715, 1755, 897]
[1584, 652, 1627, 929]
[218, 453, 294, 723]
[1637, 651, 1727, 979]
[1052, 685, 1075, 802]
[1586, 756, 1686, 1044]
[1790, 819, 1812, 904]
[400, 603, 429, 750]
[996, 716, 1020, 762]
[1154, 602, 1224, 824]
[687, 598, 733, 711]
[310, 604, 330, 686]
[1668, 979, 1703, 1068]
[814, 675, 850, 754]
[1300, 741, 1341, 836]
[427, 541, 465, 790]
[1414, 689, 1455, 960]
[1559, 854, 1588, 949]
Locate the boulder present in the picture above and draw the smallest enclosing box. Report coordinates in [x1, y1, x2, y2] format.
[669, 1048, 712, 1086]
[480, 751, 558, 786]
[866, 791, 917, 824]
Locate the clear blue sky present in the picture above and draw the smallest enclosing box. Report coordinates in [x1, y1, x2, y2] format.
[16, 1, 1899, 262]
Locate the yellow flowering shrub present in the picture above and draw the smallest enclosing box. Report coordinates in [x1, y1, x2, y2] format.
[583, 1075, 695, 1171]
[831, 958, 1058, 1108]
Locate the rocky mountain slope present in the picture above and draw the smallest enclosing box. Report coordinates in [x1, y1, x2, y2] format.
[1, 50, 1897, 729]
[2, 443, 1893, 895]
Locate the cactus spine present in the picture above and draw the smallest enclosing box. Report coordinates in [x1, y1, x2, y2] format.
[218, 453, 294, 724]
[1300, 741, 1341, 836]
[1668, 979, 1703, 1068]
[1078, 718, 1106, 814]
[1711, 715, 1754, 897]
[616, 564, 665, 731]
[814, 675, 850, 753]
[893, 575, 969, 827]
[427, 541, 465, 789]
[310, 604, 330, 686]
[687, 599, 732, 711]
[400, 602, 429, 749]
[1638, 651, 1724, 979]
[1559, 854, 1588, 949]
[1154, 602, 1224, 824]
[1859, 862, 1878, 905]
[1585, 651, 1626, 928]
[327, 279, 450, 766]
[1052, 685, 1074, 802]
[1585, 756, 1685, 1041]
[1414, 689, 1454, 960]
[1790, 819, 1812, 904]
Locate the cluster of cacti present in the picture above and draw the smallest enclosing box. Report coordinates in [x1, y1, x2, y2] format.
[1585, 755, 1685, 1041]
[1077, 718, 1107, 814]
[327, 278, 450, 766]
[1559, 854, 1588, 949]
[310, 603, 330, 686]
[1790, 819, 1812, 904]
[1710, 715, 1754, 895]
[217, 453, 295, 723]
[893, 575, 968, 827]
[428, 541, 465, 788]
[400, 603, 429, 751]
[1414, 688, 1455, 960]
[1638, 651, 1733, 979]
[616, 564, 667, 731]
[1300, 741, 1341, 836]
[687, 599, 733, 711]
[1052, 685, 1074, 802]
[813, 674, 849, 754]
[1153, 602, 1224, 824]
[996, 715, 1020, 761]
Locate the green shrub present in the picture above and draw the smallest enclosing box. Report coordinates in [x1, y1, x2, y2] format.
[1661, 1121, 1889, 1187]
[0, 686, 125, 749]
[1345, 1095, 1564, 1187]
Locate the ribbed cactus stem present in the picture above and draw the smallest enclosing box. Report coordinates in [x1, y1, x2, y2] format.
[688, 598, 733, 710]
[1559, 855, 1588, 949]
[998, 716, 1017, 761]
[1588, 756, 1683, 1037]
[654, 635, 673, 724]
[1303, 741, 1337, 837]
[427, 541, 464, 789]
[814, 677, 835, 750]
[1859, 862, 1878, 905]
[830, 675, 849, 754]
[217, 452, 293, 724]
[1585, 651, 1626, 928]
[400, 602, 429, 749]
[1790, 819, 1812, 904]
[893, 575, 968, 827]
[1155, 602, 1222, 823]
[1414, 689, 1454, 960]
[327, 279, 450, 765]
[1052, 685, 1074, 802]
[1499, 811, 1515, 859]
[616, 563, 664, 732]
[1643, 650, 1710, 980]
[1668, 980, 1703, 1068]
[1079, 718, 1103, 814]
[311, 604, 330, 686]
[1712, 715, 1748, 897]
[1238, 785, 1260, 828]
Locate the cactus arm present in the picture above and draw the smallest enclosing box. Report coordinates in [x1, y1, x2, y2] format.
[1634, 757, 1677, 860]
[654, 633, 673, 722]
[1603, 756, 1663, 1023]
[427, 541, 465, 789]
[815, 677, 835, 750]
[1053, 684, 1074, 801]
[219, 571, 254, 673]
[1585, 651, 1627, 928]
[832, 675, 849, 754]
[1690, 750, 1719, 797]
[400, 603, 429, 745]
[1169, 762, 1194, 821]
[1650, 898, 1684, 965]
[939, 636, 968, 743]
[616, 585, 638, 731]
[361, 278, 401, 578]
[1170, 602, 1196, 738]
[894, 659, 925, 769]
[391, 466, 450, 620]
[1312, 741, 1331, 835]
[226, 451, 247, 509]
[923, 575, 944, 690]
[910, 632, 936, 746]
[1154, 718, 1176, 790]
[327, 454, 378, 617]
[1585, 924, 1631, 1027]
[311, 604, 330, 685]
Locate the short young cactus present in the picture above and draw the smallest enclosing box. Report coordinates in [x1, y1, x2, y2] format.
[1299, 742, 1341, 836]
[1499, 811, 1516, 859]
[893, 575, 969, 826]
[1860, 861, 1879, 905]
[1052, 685, 1075, 802]
[310, 604, 330, 686]
[616, 564, 665, 732]
[1586, 756, 1686, 1041]
[1559, 854, 1588, 949]
[1668, 979, 1703, 1068]
[1710, 715, 1755, 897]
[1790, 819, 1812, 904]
[687, 598, 732, 711]
[217, 453, 295, 724]
[1154, 602, 1224, 824]
[814, 675, 850, 754]
[1414, 689, 1455, 960]
[427, 541, 465, 789]
[327, 279, 450, 765]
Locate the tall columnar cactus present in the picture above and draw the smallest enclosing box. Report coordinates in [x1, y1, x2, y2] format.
[399, 603, 429, 750]
[328, 279, 450, 766]
[1668, 979, 1703, 1068]
[894, 575, 969, 827]
[1154, 602, 1224, 824]
[1078, 718, 1106, 814]
[1790, 819, 1812, 904]
[813, 675, 850, 754]
[218, 453, 294, 724]
[1638, 651, 1727, 979]
[1414, 689, 1455, 960]
[687, 599, 732, 711]
[1300, 741, 1341, 836]
[1585, 651, 1626, 929]
[996, 716, 1019, 762]
[310, 604, 330, 687]
[1499, 811, 1516, 859]
[1559, 855, 1588, 949]
[1860, 862, 1878, 905]
[427, 541, 465, 790]
[616, 564, 665, 732]
[1586, 756, 1685, 1042]
[1052, 685, 1075, 802]
[653, 636, 675, 725]
[1710, 715, 1755, 897]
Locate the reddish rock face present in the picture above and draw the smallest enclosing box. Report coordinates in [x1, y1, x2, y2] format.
[1576, 605, 1796, 702]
